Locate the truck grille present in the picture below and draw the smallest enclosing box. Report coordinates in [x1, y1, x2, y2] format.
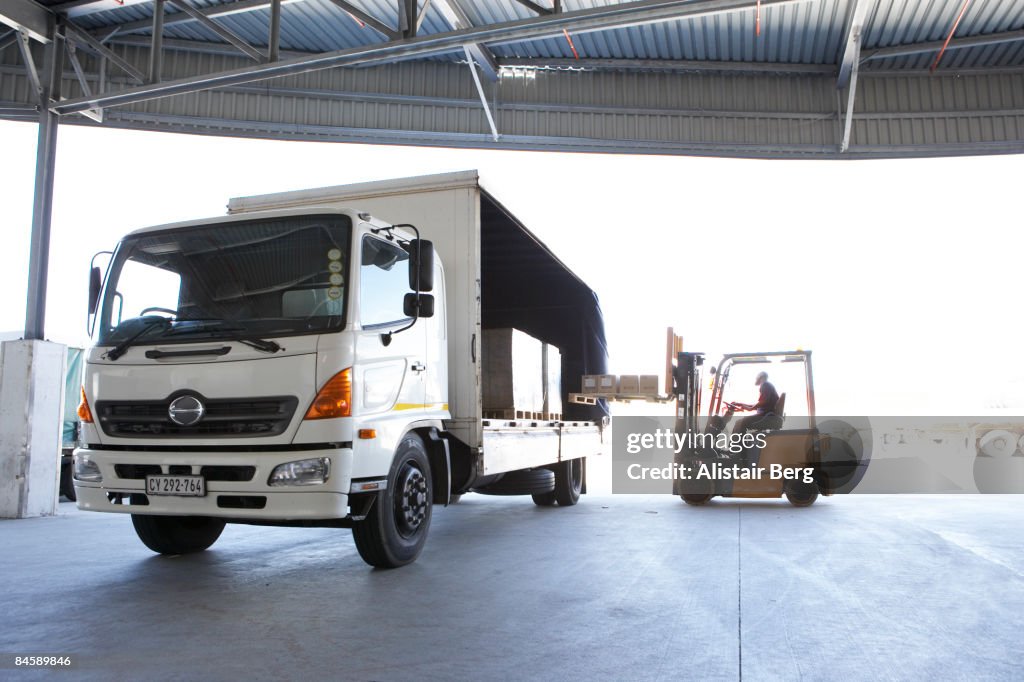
[114, 464, 257, 482]
[96, 396, 299, 439]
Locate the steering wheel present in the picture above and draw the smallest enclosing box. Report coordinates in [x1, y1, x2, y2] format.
[724, 401, 743, 412]
[139, 307, 179, 317]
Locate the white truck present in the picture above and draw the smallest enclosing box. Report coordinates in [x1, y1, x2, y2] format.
[73, 171, 608, 567]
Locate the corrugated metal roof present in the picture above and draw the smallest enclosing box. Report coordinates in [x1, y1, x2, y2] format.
[3, 0, 1023, 159]
[57, 0, 1024, 70]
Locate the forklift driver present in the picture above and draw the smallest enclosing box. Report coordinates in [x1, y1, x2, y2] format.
[733, 371, 779, 434]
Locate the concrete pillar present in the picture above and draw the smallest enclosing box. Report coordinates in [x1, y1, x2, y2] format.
[0, 340, 67, 518]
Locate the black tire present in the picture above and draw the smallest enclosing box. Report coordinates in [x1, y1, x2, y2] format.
[553, 458, 584, 506]
[131, 515, 226, 554]
[682, 494, 713, 506]
[60, 462, 77, 502]
[532, 491, 557, 506]
[785, 483, 819, 507]
[352, 433, 432, 568]
[472, 468, 555, 496]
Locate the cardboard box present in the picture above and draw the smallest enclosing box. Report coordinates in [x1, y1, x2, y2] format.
[542, 343, 562, 416]
[582, 375, 601, 394]
[482, 328, 544, 414]
[639, 375, 660, 396]
[618, 375, 640, 395]
[597, 374, 618, 394]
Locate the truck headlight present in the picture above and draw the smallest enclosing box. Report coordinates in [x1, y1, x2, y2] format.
[73, 454, 102, 482]
[268, 457, 331, 486]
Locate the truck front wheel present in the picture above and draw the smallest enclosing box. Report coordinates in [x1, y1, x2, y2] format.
[352, 433, 432, 568]
[130, 515, 226, 554]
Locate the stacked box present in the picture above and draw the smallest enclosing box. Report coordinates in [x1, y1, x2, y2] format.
[582, 375, 600, 393]
[543, 343, 562, 416]
[639, 375, 660, 396]
[618, 375, 640, 395]
[597, 375, 618, 394]
[482, 328, 544, 415]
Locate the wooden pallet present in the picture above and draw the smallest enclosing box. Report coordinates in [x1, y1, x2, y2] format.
[483, 409, 545, 420]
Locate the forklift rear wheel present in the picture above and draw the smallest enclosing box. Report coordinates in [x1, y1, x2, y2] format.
[785, 484, 819, 507]
[131, 515, 226, 554]
[681, 494, 713, 506]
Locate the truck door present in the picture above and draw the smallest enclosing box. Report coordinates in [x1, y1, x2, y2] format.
[358, 235, 427, 413]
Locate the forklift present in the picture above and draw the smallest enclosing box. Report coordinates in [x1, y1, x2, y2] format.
[669, 332, 829, 507]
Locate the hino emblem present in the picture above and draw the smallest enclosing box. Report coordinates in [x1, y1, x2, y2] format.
[168, 395, 205, 426]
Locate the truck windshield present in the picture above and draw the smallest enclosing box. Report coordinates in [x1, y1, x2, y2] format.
[95, 214, 352, 346]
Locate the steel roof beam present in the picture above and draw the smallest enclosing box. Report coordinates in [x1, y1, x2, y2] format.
[53, 0, 802, 115]
[836, 0, 869, 88]
[464, 45, 497, 140]
[327, 0, 400, 40]
[66, 21, 146, 82]
[840, 25, 861, 152]
[434, 0, 498, 81]
[0, 27, 16, 50]
[416, 0, 432, 35]
[108, 33, 310, 59]
[66, 41, 103, 120]
[166, 0, 264, 61]
[89, 0, 310, 38]
[500, 57, 836, 74]
[862, 28, 1024, 62]
[15, 29, 42, 99]
[512, 0, 556, 15]
[0, 0, 51, 43]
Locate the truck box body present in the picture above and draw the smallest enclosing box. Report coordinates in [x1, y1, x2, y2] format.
[227, 170, 608, 454]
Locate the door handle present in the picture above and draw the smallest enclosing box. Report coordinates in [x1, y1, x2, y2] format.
[411, 362, 426, 372]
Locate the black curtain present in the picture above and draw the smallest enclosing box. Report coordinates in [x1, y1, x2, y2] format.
[479, 192, 609, 420]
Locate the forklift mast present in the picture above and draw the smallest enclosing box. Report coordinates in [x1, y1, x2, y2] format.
[673, 352, 704, 436]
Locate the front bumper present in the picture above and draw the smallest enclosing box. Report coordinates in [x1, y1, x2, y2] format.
[73, 445, 354, 520]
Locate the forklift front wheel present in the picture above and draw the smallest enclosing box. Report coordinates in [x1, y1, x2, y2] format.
[681, 494, 713, 506]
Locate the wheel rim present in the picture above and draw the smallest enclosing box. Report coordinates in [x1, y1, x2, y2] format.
[394, 461, 429, 538]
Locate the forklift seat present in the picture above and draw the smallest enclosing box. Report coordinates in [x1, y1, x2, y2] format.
[750, 393, 786, 432]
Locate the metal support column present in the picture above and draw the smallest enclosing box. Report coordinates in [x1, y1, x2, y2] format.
[268, 0, 281, 62]
[148, 0, 164, 82]
[24, 19, 63, 341]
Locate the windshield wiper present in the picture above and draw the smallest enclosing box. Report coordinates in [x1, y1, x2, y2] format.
[164, 321, 282, 354]
[103, 318, 171, 361]
[236, 338, 283, 354]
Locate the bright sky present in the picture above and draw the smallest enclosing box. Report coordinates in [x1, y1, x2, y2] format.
[1, 120, 1022, 415]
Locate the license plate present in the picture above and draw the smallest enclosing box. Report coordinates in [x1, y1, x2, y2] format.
[145, 475, 206, 497]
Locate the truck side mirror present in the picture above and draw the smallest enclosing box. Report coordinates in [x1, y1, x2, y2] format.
[404, 293, 434, 319]
[408, 239, 434, 293]
[88, 266, 102, 315]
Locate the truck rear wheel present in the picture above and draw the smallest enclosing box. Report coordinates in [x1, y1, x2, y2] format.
[531, 491, 557, 506]
[130, 515, 226, 554]
[553, 458, 583, 506]
[352, 433, 432, 568]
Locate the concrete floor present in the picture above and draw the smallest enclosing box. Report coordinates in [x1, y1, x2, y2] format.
[2, 494, 1022, 681]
